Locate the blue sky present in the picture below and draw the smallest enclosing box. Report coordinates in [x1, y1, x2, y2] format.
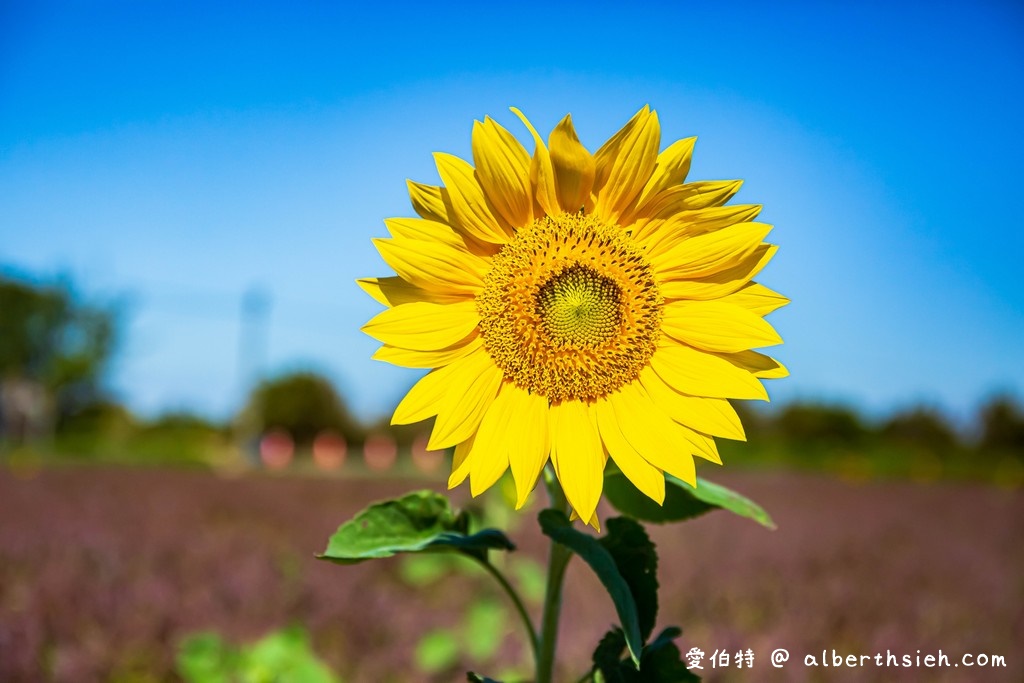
[1, 1, 1022, 423]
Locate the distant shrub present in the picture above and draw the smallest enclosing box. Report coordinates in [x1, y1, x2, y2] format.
[978, 396, 1024, 457]
[773, 402, 869, 447]
[881, 407, 960, 455]
[177, 626, 339, 683]
[244, 372, 363, 447]
[59, 399, 135, 436]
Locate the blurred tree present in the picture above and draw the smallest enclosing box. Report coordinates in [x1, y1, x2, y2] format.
[244, 372, 363, 447]
[881, 407, 960, 455]
[773, 402, 868, 446]
[0, 275, 117, 442]
[978, 396, 1024, 455]
[59, 399, 135, 435]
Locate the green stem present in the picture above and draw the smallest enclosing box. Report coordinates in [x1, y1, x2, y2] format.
[536, 468, 572, 683]
[471, 555, 539, 667]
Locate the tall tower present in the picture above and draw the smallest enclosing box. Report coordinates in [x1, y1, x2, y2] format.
[236, 285, 271, 464]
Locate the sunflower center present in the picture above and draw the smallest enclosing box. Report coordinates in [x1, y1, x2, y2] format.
[536, 265, 622, 348]
[476, 212, 663, 403]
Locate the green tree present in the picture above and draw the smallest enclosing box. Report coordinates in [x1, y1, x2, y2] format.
[244, 371, 363, 446]
[0, 275, 116, 422]
[881, 407, 960, 455]
[772, 402, 868, 447]
[978, 395, 1024, 456]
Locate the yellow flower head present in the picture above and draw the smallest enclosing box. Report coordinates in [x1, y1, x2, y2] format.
[360, 107, 787, 524]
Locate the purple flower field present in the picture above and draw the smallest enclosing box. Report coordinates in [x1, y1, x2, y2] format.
[1, 466, 1021, 682]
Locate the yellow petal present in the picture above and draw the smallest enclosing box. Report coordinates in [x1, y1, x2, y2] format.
[676, 179, 744, 209]
[635, 204, 763, 251]
[372, 332, 482, 368]
[362, 300, 479, 351]
[638, 365, 745, 440]
[549, 400, 604, 523]
[636, 137, 696, 205]
[384, 216, 455, 243]
[567, 508, 602, 531]
[548, 114, 596, 213]
[592, 107, 649, 190]
[392, 348, 492, 425]
[716, 350, 789, 379]
[357, 276, 468, 307]
[650, 343, 769, 401]
[472, 117, 533, 228]
[510, 107, 559, 217]
[622, 137, 700, 225]
[373, 237, 486, 295]
[427, 351, 504, 450]
[406, 180, 449, 223]
[505, 387, 550, 509]
[468, 382, 516, 497]
[635, 180, 744, 223]
[593, 106, 660, 224]
[606, 382, 721, 466]
[662, 300, 783, 353]
[595, 397, 666, 504]
[720, 282, 790, 316]
[606, 382, 696, 486]
[434, 152, 512, 244]
[650, 222, 772, 279]
[393, 352, 477, 428]
[659, 244, 778, 300]
[675, 422, 721, 464]
[449, 434, 474, 488]
[393, 199, 500, 258]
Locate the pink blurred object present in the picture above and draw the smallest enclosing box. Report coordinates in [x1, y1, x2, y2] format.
[259, 429, 294, 470]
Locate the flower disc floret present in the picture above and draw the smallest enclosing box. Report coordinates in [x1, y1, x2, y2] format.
[476, 212, 663, 403]
[536, 264, 621, 348]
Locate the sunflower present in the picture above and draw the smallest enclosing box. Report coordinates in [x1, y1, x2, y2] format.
[359, 106, 787, 524]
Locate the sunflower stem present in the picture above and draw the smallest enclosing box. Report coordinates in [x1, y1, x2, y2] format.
[536, 467, 573, 683]
[470, 555, 539, 668]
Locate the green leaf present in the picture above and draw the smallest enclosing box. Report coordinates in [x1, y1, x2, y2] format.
[538, 510, 643, 667]
[466, 673, 501, 683]
[592, 628, 629, 683]
[241, 627, 339, 683]
[415, 629, 460, 674]
[590, 626, 700, 683]
[604, 472, 775, 529]
[644, 626, 682, 653]
[177, 632, 236, 683]
[599, 517, 659, 643]
[509, 557, 547, 604]
[462, 599, 506, 661]
[177, 627, 340, 683]
[398, 554, 463, 587]
[318, 491, 515, 564]
[633, 627, 700, 682]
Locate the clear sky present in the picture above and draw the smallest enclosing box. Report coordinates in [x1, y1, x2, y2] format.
[2, 0, 1022, 423]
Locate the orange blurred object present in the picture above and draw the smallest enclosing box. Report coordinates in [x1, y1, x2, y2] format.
[363, 434, 396, 471]
[410, 434, 443, 473]
[313, 431, 347, 471]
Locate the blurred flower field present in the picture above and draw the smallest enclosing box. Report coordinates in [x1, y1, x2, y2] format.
[1, 465, 1020, 682]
